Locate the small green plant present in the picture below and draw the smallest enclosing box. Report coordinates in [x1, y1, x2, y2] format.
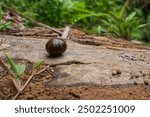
[0, 8, 11, 31]
[3, 54, 46, 99]
[33, 60, 44, 70]
[6, 55, 25, 91]
[5, 54, 44, 93]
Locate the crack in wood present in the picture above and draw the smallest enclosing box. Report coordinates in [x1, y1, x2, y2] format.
[49, 60, 89, 67]
[72, 39, 102, 46]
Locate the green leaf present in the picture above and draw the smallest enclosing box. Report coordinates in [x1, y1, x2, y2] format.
[33, 61, 44, 70]
[137, 24, 147, 29]
[119, 3, 126, 19]
[125, 12, 136, 22]
[0, 8, 4, 20]
[0, 22, 11, 30]
[108, 11, 120, 19]
[6, 54, 25, 77]
[147, 15, 150, 24]
[5, 54, 17, 76]
[16, 64, 26, 76]
[0, 8, 11, 31]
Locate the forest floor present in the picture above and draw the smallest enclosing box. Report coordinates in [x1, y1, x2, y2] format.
[0, 27, 150, 100]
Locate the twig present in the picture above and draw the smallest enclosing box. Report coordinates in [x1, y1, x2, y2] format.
[28, 18, 63, 35]
[61, 26, 70, 39]
[0, 59, 11, 74]
[0, 71, 7, 79]
[12, 65, 50, 100]
[0, 59, 21, 91]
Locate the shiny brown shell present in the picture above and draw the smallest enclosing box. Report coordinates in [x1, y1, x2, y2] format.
[46, 38, 67, 57]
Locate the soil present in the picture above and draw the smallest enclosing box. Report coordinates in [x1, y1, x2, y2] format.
[0, 28, 150, 100]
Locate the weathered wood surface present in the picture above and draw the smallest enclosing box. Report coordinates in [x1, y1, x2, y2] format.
[0, 35, 150, 86]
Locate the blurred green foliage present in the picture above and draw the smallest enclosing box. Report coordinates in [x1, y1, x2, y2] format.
[0, 0, 150, 42]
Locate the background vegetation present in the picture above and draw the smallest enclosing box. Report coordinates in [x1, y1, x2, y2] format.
[0, 0, 150, 42]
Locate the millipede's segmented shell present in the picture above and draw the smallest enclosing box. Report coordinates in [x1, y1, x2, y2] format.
[46, 38, 67, 57]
